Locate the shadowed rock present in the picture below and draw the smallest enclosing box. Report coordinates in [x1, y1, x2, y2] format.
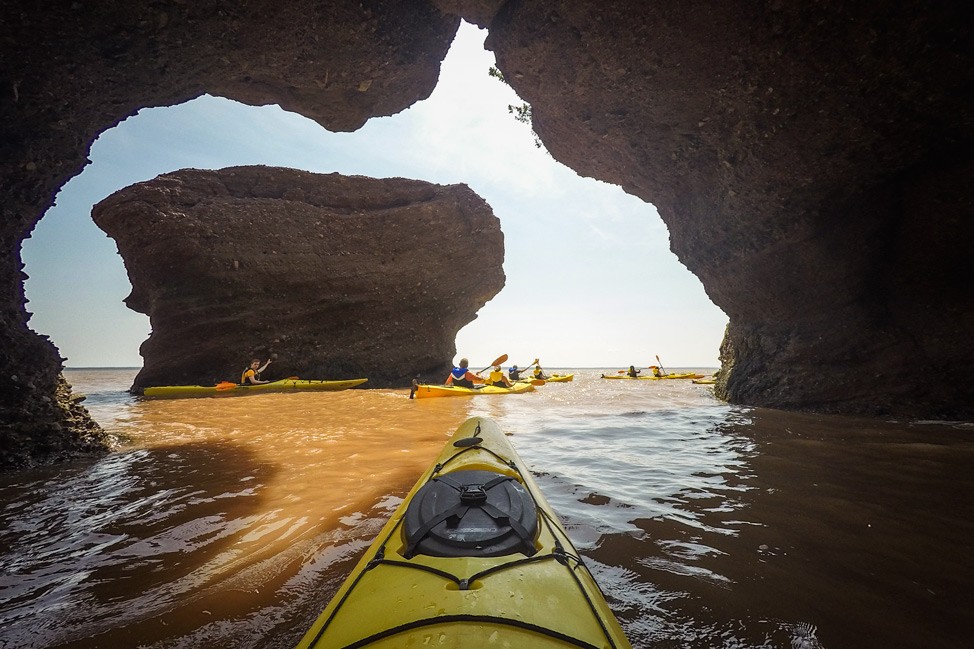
[91, 166, 504, 390]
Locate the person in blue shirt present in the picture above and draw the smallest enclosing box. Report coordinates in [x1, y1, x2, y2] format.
[445, 358, 484, 389]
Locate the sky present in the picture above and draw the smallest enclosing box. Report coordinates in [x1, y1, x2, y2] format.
[21, 22, 727, 370]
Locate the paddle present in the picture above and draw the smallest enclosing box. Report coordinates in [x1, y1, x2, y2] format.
[656, 355, 667, 376]
[215, 381, 237, 391]
[478, 354, 509, 374]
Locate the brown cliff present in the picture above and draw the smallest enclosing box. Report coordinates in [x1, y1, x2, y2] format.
[91, 167, 504, 390]
[1, 1, 971, 467]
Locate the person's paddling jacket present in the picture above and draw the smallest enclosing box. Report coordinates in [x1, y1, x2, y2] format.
[241, 358, 272, 385]
[445, 358, 484, 389]
[485, 365, 513, 387]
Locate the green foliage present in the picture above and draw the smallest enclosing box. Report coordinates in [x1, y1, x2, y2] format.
[488, 67, 545, 149]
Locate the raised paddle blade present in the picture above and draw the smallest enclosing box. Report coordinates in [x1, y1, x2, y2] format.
[479, 354, 509, 374]
[215, 381, 237, 391]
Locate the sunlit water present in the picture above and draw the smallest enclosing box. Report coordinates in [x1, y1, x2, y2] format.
[1, 369, 972, 648]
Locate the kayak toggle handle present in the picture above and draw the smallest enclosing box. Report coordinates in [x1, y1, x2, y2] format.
[459, 484, 488, 505]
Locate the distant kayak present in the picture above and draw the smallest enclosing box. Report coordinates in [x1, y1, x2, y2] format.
[142, 378, 368, 399]
[544, 373, 574, 382]
[692, 378, 716, 384]
[294, 416, 633, 648]
[601, 372, 705, 381]
[412, 381, 535, 399]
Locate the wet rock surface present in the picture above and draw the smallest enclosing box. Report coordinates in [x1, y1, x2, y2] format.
[91, 166, 504, 390]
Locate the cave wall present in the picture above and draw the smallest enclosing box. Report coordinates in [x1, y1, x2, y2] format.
[1, 0, 971, 466]
[481, 1, 973, 417]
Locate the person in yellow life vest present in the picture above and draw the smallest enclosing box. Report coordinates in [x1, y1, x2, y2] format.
[485, 365, 513, 387]
[241, 358, 272, 385]
[533, 364, 549, 380]
[649, 365, 663, 377]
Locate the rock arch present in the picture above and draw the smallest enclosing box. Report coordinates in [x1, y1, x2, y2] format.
[2, 1, 971, 466]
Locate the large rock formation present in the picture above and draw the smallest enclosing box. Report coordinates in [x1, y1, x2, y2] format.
[91, 167, 504, 389]
[1, 1, 971, 466]
[480, 2, 973, 418]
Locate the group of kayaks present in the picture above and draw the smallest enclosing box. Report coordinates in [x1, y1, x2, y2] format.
[294, 416, 633, 648]
[140, 370, 714, 400]
[411, 372, 575, 399]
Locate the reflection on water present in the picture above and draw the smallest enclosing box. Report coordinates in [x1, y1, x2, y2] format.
[0, 369, 972, 648]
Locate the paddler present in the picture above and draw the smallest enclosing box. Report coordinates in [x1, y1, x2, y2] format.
[508, 364, 521, 381]
[485, 365, 514, 388]
[649, 365, 664, 377]
[533, 362, 549, 381]
[241, 358, 272, 385]
[444, 358, 484, 389]
[627, 365, 641, 377]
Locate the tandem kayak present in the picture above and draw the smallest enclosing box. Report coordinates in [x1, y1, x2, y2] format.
[412, 381, 535, 399]
[601, 372, 704, 380]
[142, 377, 368, 399]
[294, 417, 633, 648]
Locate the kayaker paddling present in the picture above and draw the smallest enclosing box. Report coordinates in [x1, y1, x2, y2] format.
[444, 358, 484, 389]
[533, 362, 549, 381]
[241, 358, 272, 385]
[627, 365, 641, 377]
[484, 365, 513, 388]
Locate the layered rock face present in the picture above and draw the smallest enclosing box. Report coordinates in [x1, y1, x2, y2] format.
[1, 1, 971, 466]
[92, 167, 504, 389]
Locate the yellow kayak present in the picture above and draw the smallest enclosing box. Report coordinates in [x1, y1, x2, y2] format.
[295, 417, 632, 648]
[412, 381, 535, 399]
[545, 373, 575, 382]
[141, 377, 368, 399]
[601, 372, 704, 380]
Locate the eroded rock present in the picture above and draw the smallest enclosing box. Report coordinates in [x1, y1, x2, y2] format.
[1, 1, 971, 467]
[91, 166, 504, 390]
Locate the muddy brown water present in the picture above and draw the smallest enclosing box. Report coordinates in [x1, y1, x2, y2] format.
[0, 369, 971, 648]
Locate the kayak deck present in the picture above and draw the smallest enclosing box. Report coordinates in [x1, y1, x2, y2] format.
[601, 372, 704, 380]
[142, 378, 368, 399]
[295, 417, 632, 648]
[412, 381, 535, 398]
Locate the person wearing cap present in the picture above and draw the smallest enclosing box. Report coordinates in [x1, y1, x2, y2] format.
[445, 358, 485, 389]
[627, 365, 641, 378]
[486, 365, 513, 387]
[508, 365, 521, 381]
[650, 365, 664, 377]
